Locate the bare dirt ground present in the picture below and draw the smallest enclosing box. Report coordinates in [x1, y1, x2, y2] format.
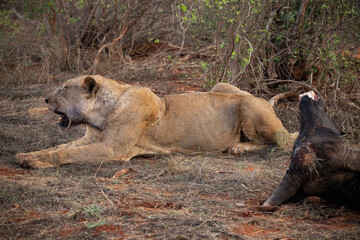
[1, 57, 360, 239]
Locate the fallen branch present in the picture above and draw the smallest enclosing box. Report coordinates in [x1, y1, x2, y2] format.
[269, 88, 300, 106]
[343, 100, 360, 111]
[99, 189, 114, 206]
[96, 168, 135, 182]
[263, 78, 323, 100]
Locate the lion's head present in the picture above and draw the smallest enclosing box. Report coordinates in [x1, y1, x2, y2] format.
[45, 76, 100, 133]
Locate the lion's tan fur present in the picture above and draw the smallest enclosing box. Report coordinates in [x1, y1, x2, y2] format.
[16, 75, 289, 168]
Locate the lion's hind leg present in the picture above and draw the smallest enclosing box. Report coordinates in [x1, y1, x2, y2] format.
[228, 142, 266, 155]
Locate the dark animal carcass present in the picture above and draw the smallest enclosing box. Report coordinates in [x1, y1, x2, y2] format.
[263, 91, 360, 210]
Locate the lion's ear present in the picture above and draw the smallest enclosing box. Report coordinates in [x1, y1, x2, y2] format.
[81, 76, 99, 97]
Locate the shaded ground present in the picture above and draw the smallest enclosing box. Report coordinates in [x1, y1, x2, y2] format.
[1, 58, 360, 239]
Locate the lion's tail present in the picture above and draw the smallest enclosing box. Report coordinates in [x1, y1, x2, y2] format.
[275, 128, 298, 150]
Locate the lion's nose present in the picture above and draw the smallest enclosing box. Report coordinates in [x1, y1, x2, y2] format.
[45, 98, 49, 104]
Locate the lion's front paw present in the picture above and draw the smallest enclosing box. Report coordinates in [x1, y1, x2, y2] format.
[15, 152, 58, 168]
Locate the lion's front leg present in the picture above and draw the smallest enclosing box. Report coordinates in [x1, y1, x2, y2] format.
[16, 150, 63, 168]
[55, 125, 101, 150]
[14, 138, 91, 168]
[15, 119, 152, 168]
[16, 142, 135, 168]
[15, 126, 101, 168]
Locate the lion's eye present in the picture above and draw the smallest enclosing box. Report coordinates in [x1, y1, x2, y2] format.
[58, 85, 67, 93]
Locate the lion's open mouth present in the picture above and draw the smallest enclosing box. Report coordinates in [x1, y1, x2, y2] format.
[54, 110, 72, 133]
[59, 114, 70, 128]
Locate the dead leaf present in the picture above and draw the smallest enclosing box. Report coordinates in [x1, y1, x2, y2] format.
[110, 168, 135, 179]
[11, 203, 20, 211]
[235, 202, 246, 207]
[96, 168, 135, 182]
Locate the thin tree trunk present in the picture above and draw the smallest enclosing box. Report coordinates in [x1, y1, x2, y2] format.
[292, 0, 309, 38]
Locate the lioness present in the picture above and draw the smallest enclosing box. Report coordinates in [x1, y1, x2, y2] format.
[16, 75, 289, 168]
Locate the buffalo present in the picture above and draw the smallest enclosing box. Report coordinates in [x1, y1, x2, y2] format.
[263, 91, 360, 210]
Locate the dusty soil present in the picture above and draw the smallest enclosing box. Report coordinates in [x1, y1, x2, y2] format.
[1, 58, 359, 239]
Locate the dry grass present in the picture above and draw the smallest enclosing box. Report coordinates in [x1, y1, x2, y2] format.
[0, 58, 359, 239]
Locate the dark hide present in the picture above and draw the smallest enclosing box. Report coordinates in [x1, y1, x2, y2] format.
[263, 92, 360, 210]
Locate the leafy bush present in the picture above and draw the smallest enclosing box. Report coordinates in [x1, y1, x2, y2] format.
[0, 0, 359, 99]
